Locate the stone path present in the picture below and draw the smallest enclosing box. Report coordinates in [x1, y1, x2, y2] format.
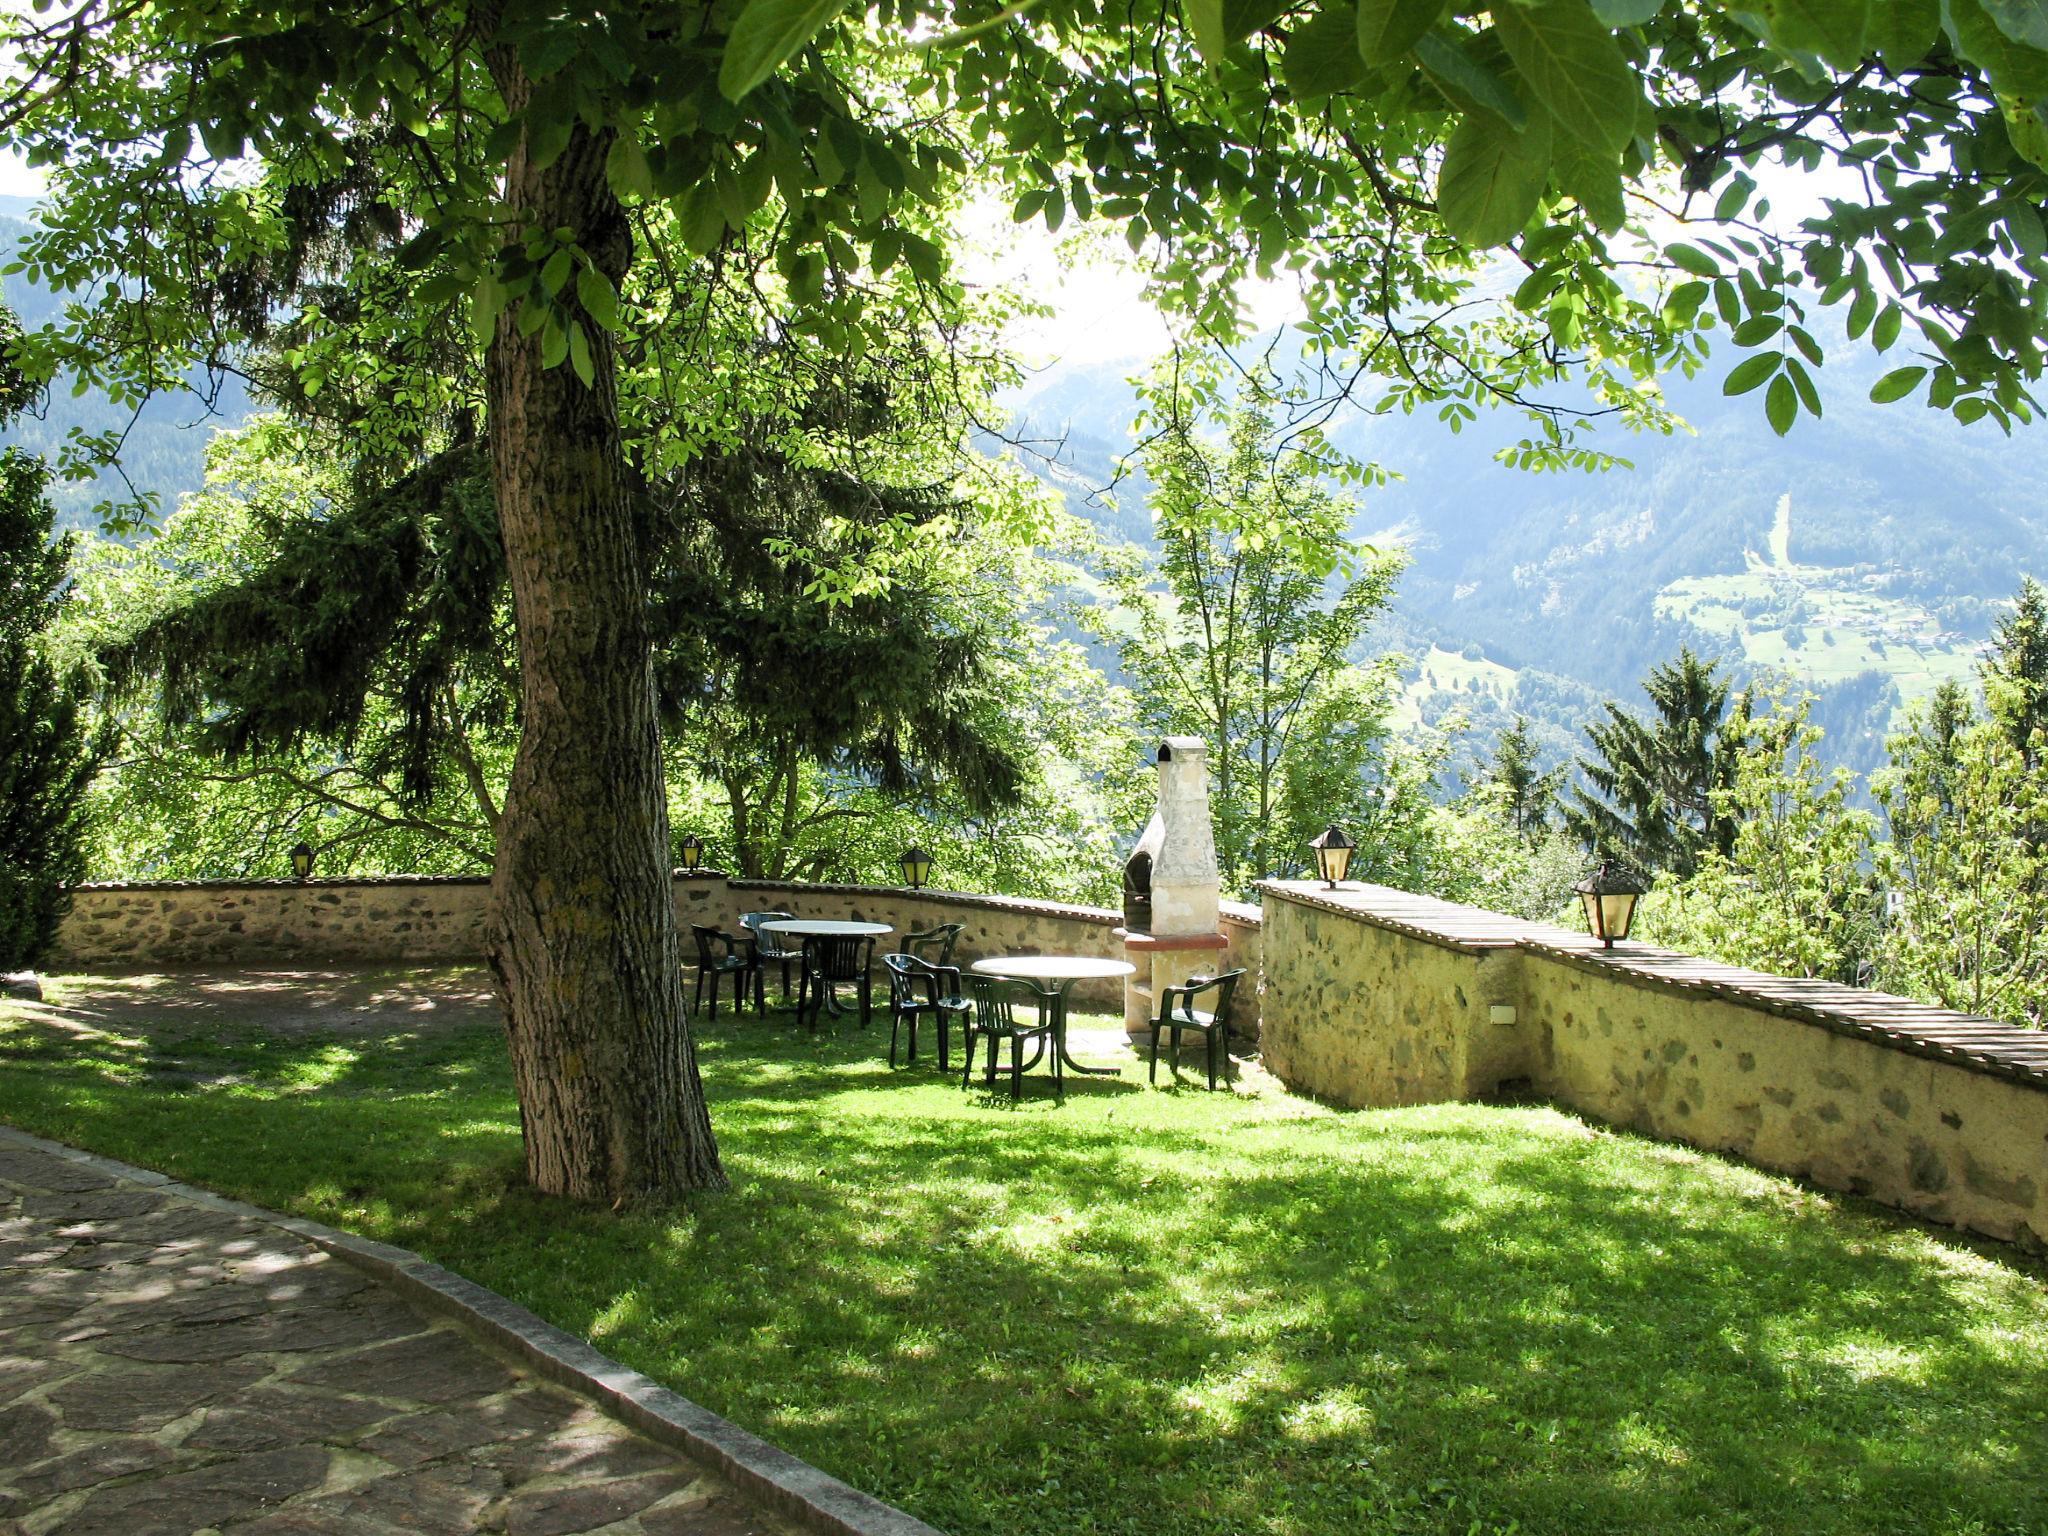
[0, 1137, 800, 1536]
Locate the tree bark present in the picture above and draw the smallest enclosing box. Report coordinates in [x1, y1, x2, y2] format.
[483, 69, 726, 1201]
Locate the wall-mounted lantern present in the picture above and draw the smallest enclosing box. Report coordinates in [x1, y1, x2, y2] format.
[1309, 824, 1354, 889]
[679, 834, 704, 873]
[898, 846, 932, 890]
[289, 841, 314, 881]
[1574, 860, 1646, 948]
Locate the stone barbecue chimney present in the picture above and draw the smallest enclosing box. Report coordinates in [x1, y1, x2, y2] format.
[1118, 737, 1230, 1044]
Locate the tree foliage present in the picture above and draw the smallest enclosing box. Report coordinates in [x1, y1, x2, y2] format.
[1096, 359, 1405, 891]
[1638, 694, 1878, 983]
[0, 439, 101, 969]
[1566, 647, 1742, 877]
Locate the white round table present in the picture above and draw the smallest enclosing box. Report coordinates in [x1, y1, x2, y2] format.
[763, 921, 892, 1025]
[972, 955, 1134, 1076]
[761, 920, 893, 938]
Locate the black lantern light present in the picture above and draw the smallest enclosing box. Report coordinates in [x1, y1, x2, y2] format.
[898, 845, 932, 890]
[289, 841, 314, 881]
[1574, 860, 1646, 948]
[679, 834, 704, 873]
[1308, 824, 1355, 888]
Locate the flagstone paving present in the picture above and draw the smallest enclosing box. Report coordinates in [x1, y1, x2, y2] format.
[0, 1137, 798, 1536]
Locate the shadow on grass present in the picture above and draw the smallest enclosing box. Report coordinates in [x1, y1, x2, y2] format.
[2, 991, 2045, 1536]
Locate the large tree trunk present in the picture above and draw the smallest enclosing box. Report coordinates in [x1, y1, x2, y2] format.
[482, 76, 726, 1201]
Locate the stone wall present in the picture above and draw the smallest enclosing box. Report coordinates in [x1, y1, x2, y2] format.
[48, 878, 500, 967]
[716, 882, 1129, 1009]
[51, 874, 1270, 1026]
[1257, 879, 2048, 1250]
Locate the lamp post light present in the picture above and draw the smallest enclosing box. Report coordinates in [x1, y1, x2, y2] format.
[898, 846, 932, 890]
[1308, 824, 1355, 889]
[1574, 860, 1646, 948]
[679, 834, 704, 873]
[288, 841, 314, 881]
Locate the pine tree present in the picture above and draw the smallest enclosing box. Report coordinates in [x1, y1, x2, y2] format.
[1566, 649, 1740, 879]
[1479, 716, 1564, 840]
[0, 450, 101, 970]
[1985, 576, 2048, 766]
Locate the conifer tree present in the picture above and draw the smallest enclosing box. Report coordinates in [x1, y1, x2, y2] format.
[1986, 576, 2048, 766]
[1479, 716, 1563, 841]
[1566, 650, 1740, 879]
[0, 450, 101, 970]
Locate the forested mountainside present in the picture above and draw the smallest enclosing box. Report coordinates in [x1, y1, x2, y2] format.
[0, 196, 251, 531]
[8, 168, 2044, 782]
[1006, 323, 2048, 779]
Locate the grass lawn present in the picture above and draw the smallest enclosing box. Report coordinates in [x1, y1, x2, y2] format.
[4, 975, 2046, 1536]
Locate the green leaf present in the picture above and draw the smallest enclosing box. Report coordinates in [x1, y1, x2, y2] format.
[1225, 0, 1292, 34]
[1715, 173, 1755, 222]
[1869, 365, 1927, 402]
[1872, 303, 1902, 351]
[567, 320, 594, 387]
[1590, 0, 1662, 21]
[1949, 1, 2048, 96]
[576, 267, 619, 331]
[1870, 0, 1939, 59]
[1493, 0, 1639, 157]
[1665, 242, 1721, 277]
[1754, 0, 1870, 68]
[1731, 315, 1783, 345]
[2002, 95, 2048, 171]
[1415, 28, 1528, 128]
[719, 0, 851, 100]
[1189, 0, 1229, 63]
[1846, 286, 1876, 338]
[1980, 0, 2048, 49]
[1284, 2, 1373, 96]
[540, 315, 569, 369]
[471, 274, 509, 348]
[1436, 110, 1552, 249]
[1786, 354, 1823, 416]
[677, 180, 727, 256]
[1551, 134, 1626, 231]
[1765, 372, 1797, 434]
[1723, 353, 1781, 395]
[2007, 199, 2048, 257]
[1356, 0, 1444, 66]
[605, 136, 655, 201]
[540, 247, 573, 295]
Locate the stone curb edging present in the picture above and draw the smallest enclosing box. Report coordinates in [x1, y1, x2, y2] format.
[0, 1124, 947, 1536]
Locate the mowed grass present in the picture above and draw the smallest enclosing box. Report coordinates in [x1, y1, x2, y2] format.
[3, 988, 2047, 1536]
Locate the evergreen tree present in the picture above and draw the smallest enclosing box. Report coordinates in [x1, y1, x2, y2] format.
[1986, 576, 2048, 766]
[1478, 716, 1564, 840]
[1566, 649, 1740, 879]
[0, 449, 101, 970]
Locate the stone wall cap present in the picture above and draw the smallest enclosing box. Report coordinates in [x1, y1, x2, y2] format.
[1522, 936, 2048, 1090]
[1258, 879, 1542, 954]
[728, 879, 1120, 925]
[1259, 878, 2048, 1092]
[71, 874, 496, 892]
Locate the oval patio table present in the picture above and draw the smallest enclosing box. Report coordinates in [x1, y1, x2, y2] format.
[971, 955, 1135, 1077]
[763, 920, 894, 1025]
